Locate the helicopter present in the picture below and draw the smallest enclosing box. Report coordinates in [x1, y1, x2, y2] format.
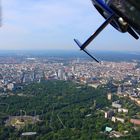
[74, 0, 140, 63]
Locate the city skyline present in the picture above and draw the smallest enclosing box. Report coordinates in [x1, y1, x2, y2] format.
[0, 0, 139, 51]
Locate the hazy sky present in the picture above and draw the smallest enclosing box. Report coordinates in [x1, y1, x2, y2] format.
[0, 0, 139, 51]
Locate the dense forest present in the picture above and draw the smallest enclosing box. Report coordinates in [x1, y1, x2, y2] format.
[0, 80, 139, 140]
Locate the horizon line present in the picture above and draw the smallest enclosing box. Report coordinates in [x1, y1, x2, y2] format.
[0, 49, 139, 52]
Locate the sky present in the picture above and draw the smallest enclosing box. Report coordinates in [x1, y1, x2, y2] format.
[0, 0, 139, 51]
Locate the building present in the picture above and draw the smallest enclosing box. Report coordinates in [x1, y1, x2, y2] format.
[116, 117, 125, 123]
[112, 117, 125, 123]
[7, 83, 14, 91]
[57, 69, 65, 80]
[22, 132, 37, 136]
[112, 116, 116, 122]
[109, 131, 123, 138]
[136, 99, 140, 105]
[71, 66, 75, 73]
[105, 110, 114, 119]
[112, 101, 122, 108]
[130, 119, 140, 125]
[117, 86, 122, 94]
[107, 93, 112, 100]
[88, 83, 100, 88]
[118, 108, 128, 113]
[105, 126, 112, 132]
